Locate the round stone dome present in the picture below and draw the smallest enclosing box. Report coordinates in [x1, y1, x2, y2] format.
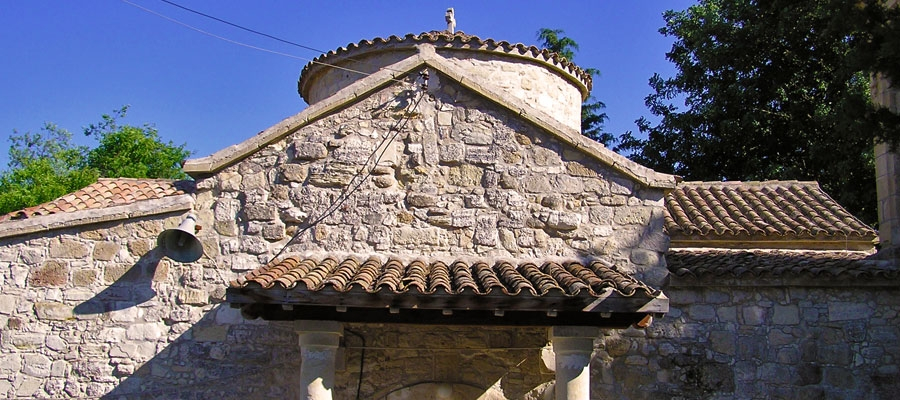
[298, 31, 593, 131]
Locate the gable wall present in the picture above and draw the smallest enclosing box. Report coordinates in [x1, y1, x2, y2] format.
[197, 69, 669, 285]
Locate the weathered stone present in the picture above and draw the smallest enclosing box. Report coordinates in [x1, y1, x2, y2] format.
[293, 141, 328, 160]
[29, 261, 67, 287]
[281, 164, 308, 182]
[474, 215, 498, 246]
[49, 239, 89, 259]
[522, 175, 552, 193]
[465, 146, 497, 165]
[71, 269, 97, 286]
[742, 306, 767, 325]
[393, 227, 449, 248]
[709, 331, 736, 355]
[92, 242, 119, 261]
[0, 295, 17, 314]
[177, 288, 207, 306]
[244, 204, 277, 221]
[566, 161, 597, 177]
[440, 143, 466, 164]
[125, 323, 162, 341]
[373, 175, 395, 188]
[545, 211, 581, 230]
[773, 305, 800, 325]
[448, 164, 483, 187]
[308, 163, 357, 187]
[261, 223, 286, 241]
[406, 192, 438, 208]
[194, 324, 228, 342]
[451, 209, 477, 228]
[828, 302, 873, 321]
[437, 111, 453, 126]
[34, 302, 73, 321]
[218, 172, 242, 191]
[127, 239, 153, 257]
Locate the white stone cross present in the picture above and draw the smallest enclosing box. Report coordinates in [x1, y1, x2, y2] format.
[445, 8, 456, 33]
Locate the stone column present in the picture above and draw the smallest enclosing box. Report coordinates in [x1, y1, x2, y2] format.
[295, 320, 343, 400]
[551, 326, 599, 400]
[873, 0, 900, 256]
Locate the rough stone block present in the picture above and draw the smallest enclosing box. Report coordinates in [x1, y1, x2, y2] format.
[126, 239, 153, 258]
[0, 295, 16, 314]
[177, 288, 208, 306]
[34, 302, 73, 321]
[687, 304, 718, 322]
[92, 242, 119, 261]
[262, 223, 286, 241]
[244, 204, 277, 221]
[448, 164, 483, 187]
[29, 261, 68, 287]
[773, 305, 800, 325]
[49, 239, 89, 259]
[72, 269, 97, 287]
[406, 192, 438, 208]
[293, 141, 328, 160]
[828, 302, 873, 321]
[439, 143, 466, 164]
[308, 163, 356, 187]
[280, 164, 308, 182]
[125, 323, 162, 341]
[742, 306, 767, 325]
[465, 146, 497, 165]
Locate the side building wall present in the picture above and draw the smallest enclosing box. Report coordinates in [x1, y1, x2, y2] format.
[597, 281, 900, 399]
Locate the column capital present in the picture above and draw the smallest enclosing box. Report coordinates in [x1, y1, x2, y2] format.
[294, 320, 343, 348]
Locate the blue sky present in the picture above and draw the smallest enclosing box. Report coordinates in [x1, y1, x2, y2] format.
[0, 1, 696, 168]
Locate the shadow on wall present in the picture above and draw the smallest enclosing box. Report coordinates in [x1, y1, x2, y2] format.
[101, 305, 303, 400]
[73, 250, 163, 315]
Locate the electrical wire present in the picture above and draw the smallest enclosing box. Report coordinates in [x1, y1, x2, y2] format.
[158, 0, 327, 54]
[344, 329, 367, 400]
[121, 0, 430, 263]
[120, 0, 407, 84]
[268, 82, 427, 263]
[155, 0, 408, 75]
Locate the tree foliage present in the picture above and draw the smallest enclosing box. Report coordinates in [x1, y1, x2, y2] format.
[0, 107, 191, 215]
[0, 125, 98, 214]
[537, 28, 614, 146]
[84, 107, 191, 180]
[617, 0, 900, 225]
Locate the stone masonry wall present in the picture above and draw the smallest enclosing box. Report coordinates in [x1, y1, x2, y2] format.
[196, 68, 668, 286]
[0, 68, 666, 399]
[594, 283, 900, 400]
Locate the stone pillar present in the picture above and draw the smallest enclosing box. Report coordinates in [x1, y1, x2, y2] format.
[873, 0, 900, 256]
[551, 326, 599, 400]
[874, 72, 900, 254]
[295, 320, 343, 400]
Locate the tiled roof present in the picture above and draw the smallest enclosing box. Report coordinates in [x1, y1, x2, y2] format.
[298, 30, 593, 101]
[665, 181, 876, 248]
[231, 256, 657, 298]
[227, 255, 667, 326]
[667, 248, 897, 279]
[0, 178, 194, 222]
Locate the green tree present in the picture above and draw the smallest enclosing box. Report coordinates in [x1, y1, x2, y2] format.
[537, 28, 613, 146]
[84, 107, 191, 180]
[0, 107, 191, 215]
[0, 125, 98, 214]
[617, 0, 900, 225]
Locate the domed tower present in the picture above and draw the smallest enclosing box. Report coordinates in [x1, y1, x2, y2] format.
[297, 30, 593, 132]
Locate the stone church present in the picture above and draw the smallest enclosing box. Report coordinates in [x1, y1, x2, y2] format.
[0, 26, 898, 399]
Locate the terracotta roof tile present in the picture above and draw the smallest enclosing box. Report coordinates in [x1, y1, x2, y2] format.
[230, 256, 657, 298]
[667, 248, 897, 279]
[665, 181, 876, 247]
[0, 178, 195, 222]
